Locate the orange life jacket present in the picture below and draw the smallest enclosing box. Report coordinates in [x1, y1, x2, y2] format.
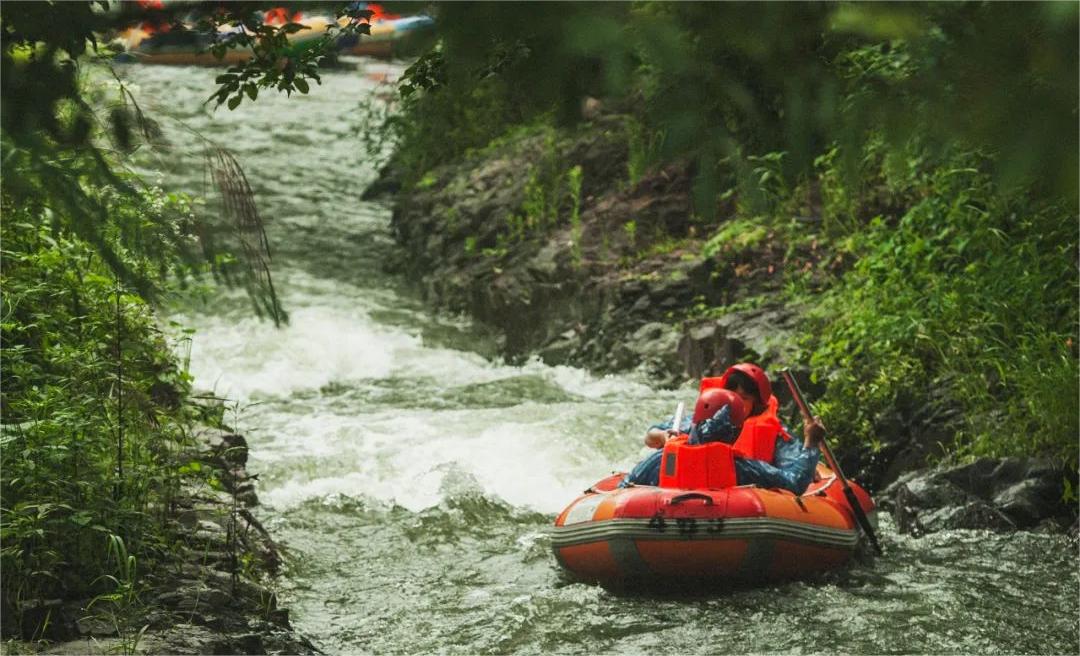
[658, 435, 736, 489]
[699, 375, 791, 464]
[732, 395, 791, 463]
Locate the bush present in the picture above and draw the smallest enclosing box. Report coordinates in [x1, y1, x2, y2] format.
[806, 156, 1078, 466]
[1, 199, 200, 635]
[386, 52, 547, 188]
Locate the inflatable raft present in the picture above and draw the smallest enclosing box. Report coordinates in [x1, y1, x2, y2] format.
[552, 463, 875, 588]
[342, 14, 434, 58]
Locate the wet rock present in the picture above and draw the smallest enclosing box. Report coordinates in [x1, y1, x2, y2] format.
[526, 241, 567, 282]
[712, 305, 800, 365]
[677, 322, 745, 380]
[538, 329, 580, 366]
[883, 457, 1073, 535]
[208, 433, 249, 468]
[155, 584, 230, 611]
[921, 501, 1017, 533]
[361, 162, 403, 200]
[846, 381, 962, 491]
[76, 614, 117, 637]
[676, 304, 803, 380]
[141, 623, 222, 655]
[196, 518, 226, 535]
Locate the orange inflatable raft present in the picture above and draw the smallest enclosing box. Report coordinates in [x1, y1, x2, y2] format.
[552, 463, 875, 588]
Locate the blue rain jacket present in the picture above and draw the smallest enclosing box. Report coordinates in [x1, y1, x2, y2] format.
[619, 406, 820, 494]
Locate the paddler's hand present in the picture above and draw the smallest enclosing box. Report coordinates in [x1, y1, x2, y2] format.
[644, 427, 680, 448]
[803, 416, 826, 449]
[644, 428, 667, 449]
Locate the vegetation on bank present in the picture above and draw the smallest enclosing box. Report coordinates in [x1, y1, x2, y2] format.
[376, 3, 1078, 473]
[0, 1, 361, 643]
[1, 201, 206, 640]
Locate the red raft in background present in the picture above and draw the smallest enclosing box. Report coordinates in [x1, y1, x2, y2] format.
[551, 462, 876, 588]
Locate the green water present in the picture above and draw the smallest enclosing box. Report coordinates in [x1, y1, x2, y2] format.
[118, 62, 1079, 655]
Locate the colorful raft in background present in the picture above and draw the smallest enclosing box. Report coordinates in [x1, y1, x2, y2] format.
[551, 463, 876, 589]
[340, 14, 435, 59]
[115, 8, 434, 66]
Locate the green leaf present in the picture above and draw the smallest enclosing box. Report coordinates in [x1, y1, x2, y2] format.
[294, 78, 309, 94]
[227, 95, 242, 111]
[245, 84, 258, 101]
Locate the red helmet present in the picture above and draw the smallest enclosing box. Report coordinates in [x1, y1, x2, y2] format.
[722, 362, 772, 405]
[693, 388, 747, 427]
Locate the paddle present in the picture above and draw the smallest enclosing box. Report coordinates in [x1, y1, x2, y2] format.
[780, 369, 883, 555]
[669, 401, 685, 440]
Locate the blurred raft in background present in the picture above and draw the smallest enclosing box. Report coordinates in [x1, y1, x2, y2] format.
[114, 2, 435, 65]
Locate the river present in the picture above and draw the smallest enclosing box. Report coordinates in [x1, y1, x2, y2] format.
[116, 62, 1078, 655]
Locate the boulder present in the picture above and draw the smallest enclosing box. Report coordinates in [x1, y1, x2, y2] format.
[676, 304, 803, 380]
[883, 457, 1074, 535]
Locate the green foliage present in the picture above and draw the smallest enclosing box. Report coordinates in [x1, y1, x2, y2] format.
[415, 172, 439, 190]
[0, 0, 359, 642]
[457, 132, 587, 253]
[567, 165, 584, 264]
[201, 4, 373, 110]
[1, 1, 345, 309]
[622, 220, 637, 248]
[402, 2, 1076, 220]
[387, 64, 538, 189]
[702, 218, 770, 260]
[86, 535, 148, 655]
[806, 158, 1078, 466]
[0, 213, 203, 635]
[385, 2, 1079, 475]
[1, 1, 368, 119]
[738, 151, 790, 216]
[626, 117, 663, 187]
[519, 130, 565, 233]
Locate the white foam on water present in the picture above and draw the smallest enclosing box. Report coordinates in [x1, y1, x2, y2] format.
[180, 273, 508, 401]
[519, 357, 660, 400]
[185, 305, 406, 400]
[253, 403, 620, 514]
[177, 273, 672, 514]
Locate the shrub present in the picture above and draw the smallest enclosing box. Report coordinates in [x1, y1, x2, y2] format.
[807, 158, 1078, 466]
[1, 199, 200, 636]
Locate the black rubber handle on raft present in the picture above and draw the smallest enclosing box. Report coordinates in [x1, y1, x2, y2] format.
[780, 369, 883, 556]
[669, 492, 714, 506]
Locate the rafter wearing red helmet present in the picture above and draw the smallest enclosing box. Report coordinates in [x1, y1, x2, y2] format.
[621, 363, 825, 494]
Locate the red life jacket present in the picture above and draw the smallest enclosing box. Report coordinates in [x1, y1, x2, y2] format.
[732, 395, 791, 463]
[699, 375, 791, 463]
[658, 435, 736, 489]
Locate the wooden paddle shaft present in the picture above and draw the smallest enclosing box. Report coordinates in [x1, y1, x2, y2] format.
[780, 368, 883, 555]
[780, 370, 852, 479]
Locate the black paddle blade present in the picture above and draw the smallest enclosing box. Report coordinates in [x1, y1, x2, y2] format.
[844, 485, 883, 555]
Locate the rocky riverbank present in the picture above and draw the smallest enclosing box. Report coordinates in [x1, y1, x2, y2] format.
[4, 429, 316, 656]
[883, 458, 1078, 537]
[378, 116, 806, 386]
[370, 113, 1078, 536]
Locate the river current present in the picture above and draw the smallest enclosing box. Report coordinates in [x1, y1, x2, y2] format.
[117, 62, 1078, 655]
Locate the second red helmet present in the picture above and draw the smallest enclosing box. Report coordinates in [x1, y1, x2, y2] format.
[692, 388, 747, 427]
[725, 362, 772, 405]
